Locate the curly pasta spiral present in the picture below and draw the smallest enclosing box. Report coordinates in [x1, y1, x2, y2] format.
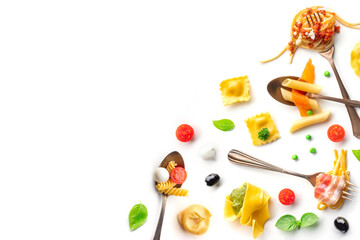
[156, 180, 176, 192]
[163, 187, 188, 197]
[166, 161, 177, 173]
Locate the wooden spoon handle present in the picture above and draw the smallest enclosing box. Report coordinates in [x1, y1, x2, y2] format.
[309, 93, 360, 108]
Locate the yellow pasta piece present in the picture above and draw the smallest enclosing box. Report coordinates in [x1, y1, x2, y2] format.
[282, 78, 323, 93]
[156, 180, 176, 192]
[289, 111, 330, 133]
[163, 187, 188, 197]
[245, 112, 280, 146]
[178, 205, 211, 235]
[166, 161, 177, 173]
[220, 76, 250, 106]
[224, 183, 270, 239]
[351, 42, 360, 77]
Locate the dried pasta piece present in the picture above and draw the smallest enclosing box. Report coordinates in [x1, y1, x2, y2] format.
[178, 205, 212, 235]
[351, 42, 360, 77]
[166, 161, 177, 173]
[289, 111, 330, 133]
[163, 187, 189, 197]
[245, 112, 280, 146]
[220, 76, 250, 106]
[224, 183, 271, 239]
[156, 180, 176, 192]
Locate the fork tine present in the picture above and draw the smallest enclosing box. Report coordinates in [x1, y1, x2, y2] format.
[346, 180, 358, 188]
[306, 15, 312, 27]
[316, 12, 322, 22]
[309, 15, 315, 26]
[342, 196, 352, 201]
[313, 13, 319, 22]
[347, 187, 356, 192]
[343, 191, 354, 197]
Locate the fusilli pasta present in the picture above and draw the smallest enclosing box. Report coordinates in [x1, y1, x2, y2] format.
[163, 187, 188, 197]
[156, 180, 176, 192]
[166, 161, 177, 173]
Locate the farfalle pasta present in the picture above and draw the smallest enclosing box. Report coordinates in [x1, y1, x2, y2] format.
[245, 112, 280, 146]
[220, 76, 250, 106]
[224, 183, 271, 239]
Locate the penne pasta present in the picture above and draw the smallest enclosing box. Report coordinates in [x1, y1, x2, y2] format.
[280, 88, 321, 112]
[282, 79, 323, 93]
[289, 111, 330, 132]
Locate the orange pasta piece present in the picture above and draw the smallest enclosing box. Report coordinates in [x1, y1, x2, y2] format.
[292, 89, 311, 116]
[291, 59, 314, 116]
[300, 59, 315, 83]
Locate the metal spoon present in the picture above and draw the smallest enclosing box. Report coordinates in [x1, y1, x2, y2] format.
[153, 151, 184, 240]
[267, 76, 360, 108]
[267, 76, 297, 106]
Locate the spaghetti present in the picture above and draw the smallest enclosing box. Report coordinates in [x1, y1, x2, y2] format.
[261, 6, 360, 63]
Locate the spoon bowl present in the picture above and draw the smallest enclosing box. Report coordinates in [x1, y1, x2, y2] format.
[267, 76, 298, 106]
[156, 151, 185, 189]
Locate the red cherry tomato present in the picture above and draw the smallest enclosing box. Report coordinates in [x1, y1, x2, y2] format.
[170, 167, 187, 184]
[327, 124, 345, 142]
[176, 124, 194, 142]
[278, 188, 295, 205]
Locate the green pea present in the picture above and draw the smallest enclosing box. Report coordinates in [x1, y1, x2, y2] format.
[306, 134, 311, 140]
[307, 110, 313, 116]
[324, 71, 330, 77]
[310, 147, 316, 154]
[292, 154, 298, 160]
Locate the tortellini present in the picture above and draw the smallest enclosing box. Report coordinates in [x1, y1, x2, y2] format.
[220, 76, 250, 106]
[178, 204, 211, 235]
[224, 183, 271, 239]
[351, 42, 360, 77]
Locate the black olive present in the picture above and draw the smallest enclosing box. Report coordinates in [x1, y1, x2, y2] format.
[334, 217, 349, 233]
[205, 173, 220, 186]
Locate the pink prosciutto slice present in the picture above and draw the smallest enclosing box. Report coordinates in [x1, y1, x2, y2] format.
[314, 173, 346, 206]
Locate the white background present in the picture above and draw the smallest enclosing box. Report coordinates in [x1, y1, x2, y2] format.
[1, 0, 360, 239]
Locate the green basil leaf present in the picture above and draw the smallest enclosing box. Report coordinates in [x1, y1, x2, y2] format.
[352, 150, 360, 161]
[213, 119, 235, 131]
[275, 214, 298, 231]
[129, 203, 148, 231]
[300, 212, 319, 227]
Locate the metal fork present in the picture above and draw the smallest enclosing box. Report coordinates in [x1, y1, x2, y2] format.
[306, 12, 322, 27]
[307, 12, 360, 138]
[228, 149, 356, 199]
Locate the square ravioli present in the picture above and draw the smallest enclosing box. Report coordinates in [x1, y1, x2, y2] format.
[220, 76, 250, 106]
[245, 112, 280, 146]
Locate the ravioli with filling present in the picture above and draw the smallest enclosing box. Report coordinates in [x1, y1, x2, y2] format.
[224, 183, 271, 239]
[245, 112, 280, 146]
[351, 42, 360, 77]
[220, 76, 250, 106]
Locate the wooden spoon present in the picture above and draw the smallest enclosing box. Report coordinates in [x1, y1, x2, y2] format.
[267, 76, 360, 108]
[153, 151, 184, 240]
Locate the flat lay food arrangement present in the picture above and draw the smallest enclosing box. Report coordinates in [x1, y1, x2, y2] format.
[127, 5, 360, 239]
